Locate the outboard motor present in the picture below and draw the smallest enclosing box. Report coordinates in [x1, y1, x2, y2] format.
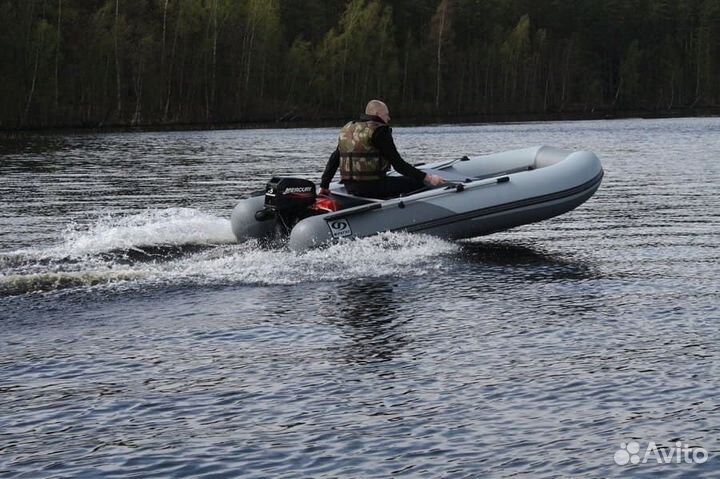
[256, 177, 317, 237]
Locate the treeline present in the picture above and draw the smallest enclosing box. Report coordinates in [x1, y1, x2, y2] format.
[1, 0, 719, 129]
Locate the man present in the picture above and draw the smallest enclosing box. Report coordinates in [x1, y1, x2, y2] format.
[319, 100, 445, 199]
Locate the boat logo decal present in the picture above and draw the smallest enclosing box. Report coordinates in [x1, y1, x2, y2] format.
[283, 186, 313, 193]
[327, 218, 352, 238]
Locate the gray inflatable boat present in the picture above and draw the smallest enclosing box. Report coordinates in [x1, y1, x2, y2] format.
[231, 146, 603, 251]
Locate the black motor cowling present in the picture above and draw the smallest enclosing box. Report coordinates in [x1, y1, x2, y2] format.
[256, 177, 317, 239]
[264, 177, 316, 213]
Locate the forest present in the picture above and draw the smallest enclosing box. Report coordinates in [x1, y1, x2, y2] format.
[1, 0, 719, 129]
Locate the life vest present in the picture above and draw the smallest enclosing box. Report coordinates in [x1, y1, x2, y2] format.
[338, 121, 390, 181]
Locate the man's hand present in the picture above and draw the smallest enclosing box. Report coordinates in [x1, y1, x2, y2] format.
[423, 174, 446, 187]
[319, 188, 331, 196]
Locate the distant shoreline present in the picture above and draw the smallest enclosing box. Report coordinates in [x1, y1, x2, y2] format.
[1, 108, 718, 138]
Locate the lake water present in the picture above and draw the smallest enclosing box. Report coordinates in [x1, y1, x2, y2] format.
[1, 118, 719, 478]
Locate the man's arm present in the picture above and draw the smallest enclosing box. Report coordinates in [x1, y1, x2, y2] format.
[320, 148, 340, 189]
[372, 127, 426, 182]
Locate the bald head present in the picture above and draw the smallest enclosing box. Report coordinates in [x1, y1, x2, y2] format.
[365, 99, 390, 123]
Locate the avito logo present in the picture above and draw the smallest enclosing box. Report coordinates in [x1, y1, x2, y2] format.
[614, 441, 708, 466]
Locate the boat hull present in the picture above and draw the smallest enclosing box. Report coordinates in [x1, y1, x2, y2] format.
[230, 146, 604, 251]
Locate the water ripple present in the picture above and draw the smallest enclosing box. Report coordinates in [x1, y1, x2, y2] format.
[1, 118, 719, 478]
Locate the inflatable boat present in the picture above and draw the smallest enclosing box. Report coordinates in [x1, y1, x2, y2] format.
[231, 146, 603, 251]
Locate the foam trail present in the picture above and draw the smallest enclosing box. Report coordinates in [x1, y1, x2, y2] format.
[0, 232, 459, 296]
[158, 232, 459, 286]
[0, 270, 147, 297]
[10, 208, 236, 260]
